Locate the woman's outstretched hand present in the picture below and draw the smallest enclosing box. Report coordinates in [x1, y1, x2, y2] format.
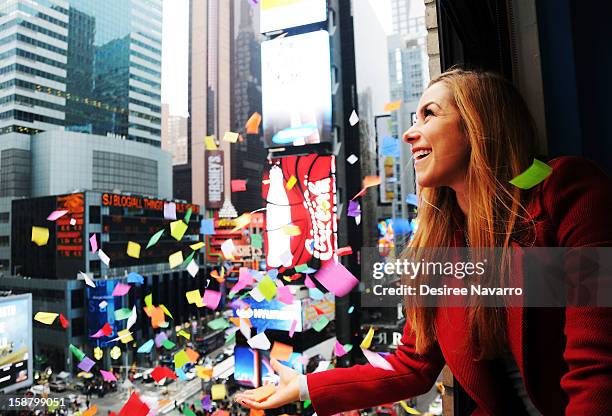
[234, 358, 301, 410]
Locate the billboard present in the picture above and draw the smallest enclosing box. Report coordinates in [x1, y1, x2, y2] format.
[86, 280, 120, 345]
[261, 31, 332, 148]
[260, 0, 327, 33]
[233, 291, 334, 332]
[56, 193, 84, 258]
[262, 154, 338, 273]
[205, 150, 224, 209]
[0, 294, 32, 393]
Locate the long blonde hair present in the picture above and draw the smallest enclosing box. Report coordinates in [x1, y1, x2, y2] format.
[406, 69, 539, 358]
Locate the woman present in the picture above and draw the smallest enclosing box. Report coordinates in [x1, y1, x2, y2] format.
[235, 69, 612, 415]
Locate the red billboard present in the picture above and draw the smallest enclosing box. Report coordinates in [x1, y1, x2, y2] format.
[56, 193, 84, 258]
[262, 154, 338, 273]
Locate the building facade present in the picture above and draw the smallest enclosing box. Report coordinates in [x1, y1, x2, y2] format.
[0, 0, 163, 146]
[161, 103, 188, 166]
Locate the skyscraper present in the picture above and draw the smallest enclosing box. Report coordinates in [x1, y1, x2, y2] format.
[0, 0, 163, 146]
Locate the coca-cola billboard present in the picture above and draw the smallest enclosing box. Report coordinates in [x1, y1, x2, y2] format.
[262, 154, 338, 274]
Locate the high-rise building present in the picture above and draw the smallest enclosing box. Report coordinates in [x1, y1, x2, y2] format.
[0, 0, 69, 135]
[161, 103, 188, 165]
[230, 0, 265, 213]
[0, 0, 163, 146]
[189, 0, 232, 209]
[0, 0, 168, 272]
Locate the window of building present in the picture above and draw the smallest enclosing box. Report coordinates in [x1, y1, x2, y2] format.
[0, 212, 9, 223]
[72, 317, 85, 337]
[70, 289, 84, 309]
[0, 236, 9, 247]
[89, 206, 101, 224]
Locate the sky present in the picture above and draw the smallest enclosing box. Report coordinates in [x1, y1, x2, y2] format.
[161, 0, 189, 117]
[160, 0, 392, 118]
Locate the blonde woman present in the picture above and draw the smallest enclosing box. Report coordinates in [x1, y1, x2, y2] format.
[236, 69, 612, 415]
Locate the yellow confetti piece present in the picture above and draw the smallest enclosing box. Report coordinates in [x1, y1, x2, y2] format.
[31, 226, 49, 246]
[223, 131, 239, 143]
[231, 213, 252, 233]
[34, 312, 58, 325]
[117, 329, 133, 344]
[211, 383, 227, 400]
[360, 326, 375, 349]
[205, 135, 217, 150]
[282, 224, 301, 236]
[170, 220, 188, 241]
[177, 329, 191, 340]
[384, 100, 401, 112]
[286, 175, 297, 190]
[126, 241, 141, 258]
[399, 400, 421, 414]
[169, 251, 183, 268]
[190, 241, 205, 251]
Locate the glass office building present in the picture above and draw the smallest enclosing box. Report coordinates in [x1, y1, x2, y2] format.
[0, 0, 162, 146]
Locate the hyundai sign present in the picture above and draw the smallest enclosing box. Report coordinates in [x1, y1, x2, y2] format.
[261, 31, 332, 148]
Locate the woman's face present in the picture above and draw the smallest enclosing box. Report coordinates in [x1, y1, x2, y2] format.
[403, 82, 471, 189]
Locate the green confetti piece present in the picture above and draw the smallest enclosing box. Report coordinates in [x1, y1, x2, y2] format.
[304, 399, 311, 408]
[181, 251, 196, 268]
[69, 344, 85, 361]
[207, 317, 230, 330]
[162, 339, 176, 350]
[251, 234, 262, 249]
[184, 207, 193, 224]
[344, 344, 353, 353]
[225, 331, 236, 344]
[348, 306, 354, 314]
[144, 293, 152, 307]
[146, 229, 165, 249]
[313, 316, 329, 332]
[295, 264, 308, 272]
[183, 409, 197, 416]
[160, 304, 173, 320]
[114, 308, 132, 321]
[257, 275, 277, 301]
[509, 158, 552, 189]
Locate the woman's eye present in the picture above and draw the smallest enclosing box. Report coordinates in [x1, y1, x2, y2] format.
[424, 108, 434, 117]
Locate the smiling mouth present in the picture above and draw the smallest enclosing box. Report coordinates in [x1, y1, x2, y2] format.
[414, 149, 432, 161]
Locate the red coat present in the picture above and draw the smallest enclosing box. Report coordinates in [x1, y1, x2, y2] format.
[307, 157, 612, 415]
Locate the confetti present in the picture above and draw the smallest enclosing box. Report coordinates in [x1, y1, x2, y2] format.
[223, 131, 239, 143]
[34, 312, 57, 325]
[46, 209, 68, 221]
[347, 154, 358, 165]
[384, 100, 401, 112]
[314, 261, 359, 297]
[31, 226, 49, 246]
[163, 202, 177, 220]
[509, 158, 553, 189]
[146, 229, 165, 249]
[349, 110, 359, 126]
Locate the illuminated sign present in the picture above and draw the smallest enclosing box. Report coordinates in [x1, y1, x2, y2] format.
[262, 154, 338, 272]
[260, 0, 327, 33]
[0, 294, 32, 393]
[261, 31, 332, 148]
[205, 150, 224, 209]
[56, 193, 84, 258]
[233, 292, 334, 332]
[101, 193, 199, 214]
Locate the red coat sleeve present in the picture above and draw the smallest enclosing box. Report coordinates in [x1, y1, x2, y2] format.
[306, 320, 445, 416]
[543, 157, 612, 415]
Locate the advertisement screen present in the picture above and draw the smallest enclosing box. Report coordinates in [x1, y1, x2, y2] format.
[260, 0, 327, 33]
[233, 291, 334, 332]
[262, 154, 338, 273]
[86, 280, 120, 345]
[375, 115, 397, 204]
[261, 31, 332, 148]
[0, 294, 32, 393]
[234, 346, 260, 388]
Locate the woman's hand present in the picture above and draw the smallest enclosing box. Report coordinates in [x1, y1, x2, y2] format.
[234, 359, 301, 410]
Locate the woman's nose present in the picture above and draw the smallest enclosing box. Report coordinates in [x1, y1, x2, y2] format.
[402, 125, 419, 143]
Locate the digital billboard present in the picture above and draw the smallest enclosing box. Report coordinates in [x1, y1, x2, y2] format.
[262, 154, 338, 273]
[86, 280, 120, 345]
[261, 31, 332, 148]
[234, 346, 260, 388]
[375, 115, 397, 204]
[233, 291, 334, 332]
[56, 193, 84, 258]
[260, 0, 327, 34]
[0, 294, 32, 393]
